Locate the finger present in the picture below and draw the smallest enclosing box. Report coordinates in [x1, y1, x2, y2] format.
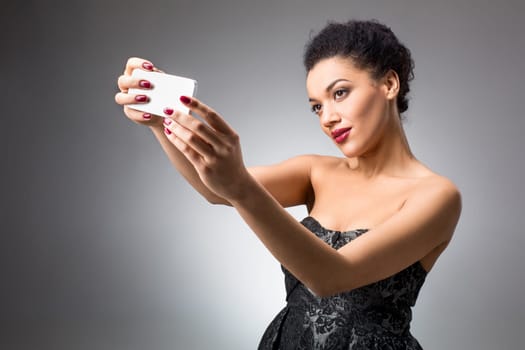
[181, 96, 236, 136]
[123, 106, 163, 125]
[114, 91, 150, 106]
[164, 109, 224, 150]
[163, 117, 217, 159]
[117, 74, 154, 92]
[123, 57, 158, 75]
[123, 106, 144, 120]
[163, 123, 207, 167]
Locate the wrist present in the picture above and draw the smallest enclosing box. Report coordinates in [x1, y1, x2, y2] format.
[227, 172, 265, 207]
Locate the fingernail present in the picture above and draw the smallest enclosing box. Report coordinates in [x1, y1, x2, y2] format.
[164, 127, 172, 135]
[139, 80, 152, 88]
[163, 118, 172, 126]
[143, 113, 152, 119]
[164, 107, 174, 116]
[142, 62, 154, 71]
[135, 95, 148, 102]
[180, 96, 191, 105]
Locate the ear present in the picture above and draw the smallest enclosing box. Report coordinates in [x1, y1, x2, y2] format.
[382, 69, 400, 101]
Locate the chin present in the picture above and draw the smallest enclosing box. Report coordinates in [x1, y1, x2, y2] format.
[329, 136, 363, 158]
[339, 146, 361, 158]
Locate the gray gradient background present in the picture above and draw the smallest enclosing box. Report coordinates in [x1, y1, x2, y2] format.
[3, 0, 524, 349]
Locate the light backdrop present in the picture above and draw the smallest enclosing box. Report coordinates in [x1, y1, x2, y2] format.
[4, 0, 524, 349]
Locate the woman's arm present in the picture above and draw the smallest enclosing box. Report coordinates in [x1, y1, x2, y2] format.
[231, 174, 461, 296]
[150, 124, 230, 204]
[166, 96, 461, 297]
[115, 58, 312, 207]
[152, 123, 314, 207]
[115, 58, 229, 204]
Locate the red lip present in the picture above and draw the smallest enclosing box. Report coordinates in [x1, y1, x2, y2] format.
[331, 127, 351, 143]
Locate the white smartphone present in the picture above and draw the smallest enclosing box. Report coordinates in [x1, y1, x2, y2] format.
[128, 69, 198, 117]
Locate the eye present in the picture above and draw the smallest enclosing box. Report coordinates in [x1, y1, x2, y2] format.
[311, 104, 322, 115]
[334, 88, 348, 100]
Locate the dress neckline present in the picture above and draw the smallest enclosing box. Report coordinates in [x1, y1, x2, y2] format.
[303, 216, 369, 235]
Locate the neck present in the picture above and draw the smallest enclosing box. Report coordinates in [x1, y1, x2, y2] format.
[347, 115, 415, 178]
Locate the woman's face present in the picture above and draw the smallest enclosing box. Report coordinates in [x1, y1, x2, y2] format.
[306, 56, 395, 158]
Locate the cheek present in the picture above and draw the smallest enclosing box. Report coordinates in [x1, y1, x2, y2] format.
[347, 91, 382, 122]
[367, 88, 386, 111]
[351, 93, 389, 144]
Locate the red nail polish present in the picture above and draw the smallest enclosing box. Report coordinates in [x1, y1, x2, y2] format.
[143, 113, 152, 119]
[164, 127, 172, 135]
[163, 118, 172, 125]
[164, 108, 174, 115]
[142, 62, 154, 71]
[180, 96, 191, 105]
[135, 95, 148, 102]
[139, 80, 152, 88]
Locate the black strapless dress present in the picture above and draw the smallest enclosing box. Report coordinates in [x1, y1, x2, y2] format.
[258, 216, 427, 350]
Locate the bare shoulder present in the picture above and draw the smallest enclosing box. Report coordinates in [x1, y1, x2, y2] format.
[287, 154, 342, 164]
[249, 154, 331, 176]
[414, 172, 461, 203]
[301, 154, 349, 171]
[408, 171, 462, 239]
[267, 154, 346, 173]
[247, 154, 340, 208]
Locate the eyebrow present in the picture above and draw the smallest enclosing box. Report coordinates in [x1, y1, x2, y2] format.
[308, 79, 351, 102]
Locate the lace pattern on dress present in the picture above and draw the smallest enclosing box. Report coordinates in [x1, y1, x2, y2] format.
[258, 216, 427, 350]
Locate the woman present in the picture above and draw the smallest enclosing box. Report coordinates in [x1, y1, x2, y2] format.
[115, 19, 461, 349]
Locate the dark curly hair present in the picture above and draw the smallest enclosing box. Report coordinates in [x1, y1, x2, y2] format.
[303, 19, 415, 114]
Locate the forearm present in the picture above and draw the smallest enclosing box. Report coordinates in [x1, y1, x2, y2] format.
[229, 174, 346, 296]
[150, 125, 231, 205]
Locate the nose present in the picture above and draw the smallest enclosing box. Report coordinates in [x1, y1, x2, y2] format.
[320, 102, 341, 127]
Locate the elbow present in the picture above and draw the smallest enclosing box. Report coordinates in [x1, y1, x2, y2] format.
[207, 197, 222, 205]
[206, 196, 232, 206]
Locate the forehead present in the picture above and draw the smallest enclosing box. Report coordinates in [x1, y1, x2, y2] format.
[306, 56, 373, 94]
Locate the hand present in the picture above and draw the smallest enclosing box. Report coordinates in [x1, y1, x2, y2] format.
[162, 96, 252, 201]
[114, 57, 164, 127]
